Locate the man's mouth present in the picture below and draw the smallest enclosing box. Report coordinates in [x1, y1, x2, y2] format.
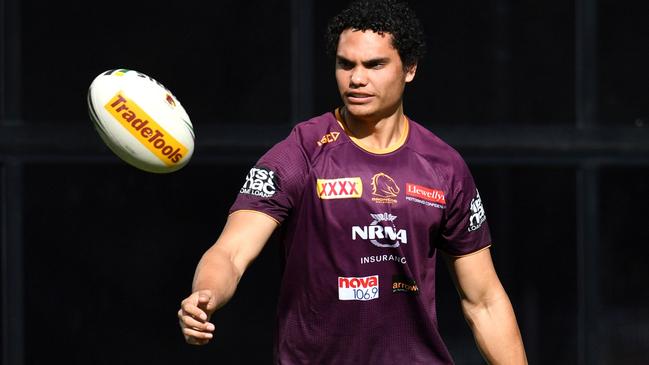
[345, 92, 374, 103]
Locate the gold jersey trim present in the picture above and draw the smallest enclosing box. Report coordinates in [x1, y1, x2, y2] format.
[228, 209, 280, 225]
[440, 244, 492, 258]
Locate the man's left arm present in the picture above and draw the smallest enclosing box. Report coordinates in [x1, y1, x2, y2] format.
[443, 248, 528, 364]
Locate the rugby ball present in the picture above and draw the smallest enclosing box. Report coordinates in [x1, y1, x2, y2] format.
[87, 69, 194, 173]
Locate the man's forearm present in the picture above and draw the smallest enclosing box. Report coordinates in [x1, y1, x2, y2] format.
[192, 245, 242, 310]
[463, 292, 527, 364]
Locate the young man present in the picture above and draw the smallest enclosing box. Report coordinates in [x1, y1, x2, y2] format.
[178, 0, 527, 363]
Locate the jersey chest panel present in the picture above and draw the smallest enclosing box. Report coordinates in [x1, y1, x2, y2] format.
[300, 144, 449, 271]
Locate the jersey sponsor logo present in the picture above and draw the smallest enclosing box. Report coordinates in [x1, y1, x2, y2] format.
[392, 275, 419, 295]
[405, 183, 446, 209]
[352, 213, 407, 248]
[240, 166, 277, 198]
[317, 177, 362, 199]
[468, 189, 486, 231]
[316, 131, 340, 146]
[360, 254, 407, 265]
[338, 275, 379, 301]
[370, 173, 400, 204]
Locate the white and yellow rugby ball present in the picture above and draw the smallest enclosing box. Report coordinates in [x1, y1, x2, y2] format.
[87, 69, 194, 173]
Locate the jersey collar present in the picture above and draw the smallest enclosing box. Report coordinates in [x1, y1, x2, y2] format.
[334, 108, 410, 155]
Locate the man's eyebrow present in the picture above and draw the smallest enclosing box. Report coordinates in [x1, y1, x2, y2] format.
[335, 56, 391, 66]
[362, 57, 390, 66]
[336, 55, 353, 63]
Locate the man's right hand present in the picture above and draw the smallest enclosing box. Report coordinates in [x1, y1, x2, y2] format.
[178, 289, 217, 345]
[178, 211, 279, 346]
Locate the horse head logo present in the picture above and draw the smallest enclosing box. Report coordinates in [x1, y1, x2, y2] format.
[370, 173, 400, 198]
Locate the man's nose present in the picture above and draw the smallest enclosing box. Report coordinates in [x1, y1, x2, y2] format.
[350, 67, 368, 86]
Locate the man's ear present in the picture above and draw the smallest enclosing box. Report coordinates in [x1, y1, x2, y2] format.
[405, 63, 418, 83]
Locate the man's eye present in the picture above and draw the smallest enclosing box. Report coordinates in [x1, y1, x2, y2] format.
[368, 62, 385, 69]
[337, 60, 354, 70]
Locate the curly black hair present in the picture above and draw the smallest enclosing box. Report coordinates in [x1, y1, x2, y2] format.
[325, 0, 426, 69]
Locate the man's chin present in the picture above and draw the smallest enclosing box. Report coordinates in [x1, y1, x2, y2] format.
[344, 104, 376, 119]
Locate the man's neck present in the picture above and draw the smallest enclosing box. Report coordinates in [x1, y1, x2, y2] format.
[342, 105, 407, 151]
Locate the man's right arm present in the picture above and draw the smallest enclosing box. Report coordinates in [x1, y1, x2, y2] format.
[178, 210, 278, 345]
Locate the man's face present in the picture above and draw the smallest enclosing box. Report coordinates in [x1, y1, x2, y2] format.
[335, 29, 416, 121]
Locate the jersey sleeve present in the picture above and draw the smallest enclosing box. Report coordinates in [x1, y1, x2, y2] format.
[437, 158, 492, 256]
[229, 128, 309, 224]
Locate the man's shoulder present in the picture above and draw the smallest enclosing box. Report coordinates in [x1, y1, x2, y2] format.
[292, 110, 338, 140]
[407, 118, 465, 165]
[285, 110, 345, 157]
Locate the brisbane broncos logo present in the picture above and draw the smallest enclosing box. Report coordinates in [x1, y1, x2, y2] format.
[370, 172, 400, 204]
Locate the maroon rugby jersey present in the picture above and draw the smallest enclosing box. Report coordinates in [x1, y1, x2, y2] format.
[230, 109, 491, 364]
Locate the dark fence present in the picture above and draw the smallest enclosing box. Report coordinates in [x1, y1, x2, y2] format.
[2, 0, 648, 364]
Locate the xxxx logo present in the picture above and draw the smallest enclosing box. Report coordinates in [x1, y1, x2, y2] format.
[317, 177, 362, 200]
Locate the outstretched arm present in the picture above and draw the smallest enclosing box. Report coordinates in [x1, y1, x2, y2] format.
[178, 210, 278, 345]
[443, 248, 527, 364]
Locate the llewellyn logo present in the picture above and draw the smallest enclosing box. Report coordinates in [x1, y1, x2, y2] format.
[370, 173, 400, 204]
[317, 177, 362, 199]
[405, 183, 446, 209]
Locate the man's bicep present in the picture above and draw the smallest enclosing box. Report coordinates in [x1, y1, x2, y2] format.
[214, 210, 279, 275]
[443, 247, 502, 305]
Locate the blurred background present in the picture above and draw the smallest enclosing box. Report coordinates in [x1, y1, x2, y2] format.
[1, 0, 648, 364]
